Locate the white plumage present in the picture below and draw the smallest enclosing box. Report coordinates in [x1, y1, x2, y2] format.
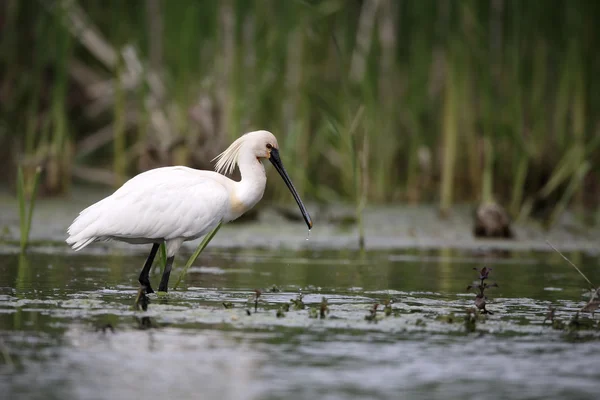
[66, 130, 312, 293]
[67, 167, 229, 253]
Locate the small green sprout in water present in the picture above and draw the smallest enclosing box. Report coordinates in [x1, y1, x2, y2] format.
[267, 285, 281, 293]
[308, 308, 318, 319]
[281, 303, 290, 312]
[223, 302, 234, 309]
[320, 297, 329, 319]
[383, 298, 393, 316]
[291, 293, 305, 310]
[276, 307, 286, 318]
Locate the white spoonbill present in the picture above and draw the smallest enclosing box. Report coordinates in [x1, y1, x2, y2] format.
[66, 130, 313, 293]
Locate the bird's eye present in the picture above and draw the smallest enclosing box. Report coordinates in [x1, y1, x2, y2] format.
[266, 143, 272, 149]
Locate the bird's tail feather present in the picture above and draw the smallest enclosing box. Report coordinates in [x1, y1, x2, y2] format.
[66, 236, 96, 251]
[65, 201, 105, 251]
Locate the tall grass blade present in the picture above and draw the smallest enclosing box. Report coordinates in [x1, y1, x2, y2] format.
[173, 222, 223, 290]
[481, 136, 494, 204]
[510, 155, 528, 216]
[17, 166, 42, 252]
[357, 132, 368, 252]
[17, 167, 26, 251]
[26, 167, 42, 243]
[439, 58, 458, 217]
[546, 240, 595, 290]
[158, 242, 167, 268]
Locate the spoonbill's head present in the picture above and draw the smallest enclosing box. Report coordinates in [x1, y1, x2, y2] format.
[243, 130, 280, 159]
[214, 130, 313, 229]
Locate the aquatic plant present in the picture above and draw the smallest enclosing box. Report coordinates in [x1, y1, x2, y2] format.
[253, 289, 262, 313]
[158, 243, 167, 273]
[543, 306, 556, 325]
[319, 297, 329, 319]
[16, 166, 42, 252]
[382, 298, 393, 317]
[466, 266, 498, 315]
[172, 222, 222, 290]
[364, 303, 379, 323]
[244, 289, 262, 314]
[267, 285, 281, 293]
[580, 293, 600, 315]
[290, 293, 305, 310]
[546, 240, 599, 314]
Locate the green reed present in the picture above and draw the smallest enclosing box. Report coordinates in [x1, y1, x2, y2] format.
[0, 0, 599, 225]
[439, 48, 459, 217]
[17, 166, 42, 252]
[173, 222, 222, 290]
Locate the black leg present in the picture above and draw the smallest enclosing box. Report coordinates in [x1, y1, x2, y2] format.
[158, 256, 175, 293]
[138, 243, 160, 294]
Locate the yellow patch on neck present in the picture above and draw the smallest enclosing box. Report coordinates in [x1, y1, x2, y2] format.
[230, 192, 248, 215]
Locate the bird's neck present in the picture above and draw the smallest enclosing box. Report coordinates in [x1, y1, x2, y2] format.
[230, 152, 267, 218]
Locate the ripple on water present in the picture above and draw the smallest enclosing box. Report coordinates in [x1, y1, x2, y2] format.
[1, 248, 600, 400]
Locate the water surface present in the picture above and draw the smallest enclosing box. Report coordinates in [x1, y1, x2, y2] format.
[1, 248, 599, 400]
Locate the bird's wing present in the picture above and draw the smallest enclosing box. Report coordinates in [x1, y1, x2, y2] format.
[67, 167, 230, 247]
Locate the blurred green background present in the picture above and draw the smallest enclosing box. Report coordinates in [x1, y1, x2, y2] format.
[0, 0, 598, 225]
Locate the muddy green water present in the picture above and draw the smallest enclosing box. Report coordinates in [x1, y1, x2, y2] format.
[1, 248, 599, 400]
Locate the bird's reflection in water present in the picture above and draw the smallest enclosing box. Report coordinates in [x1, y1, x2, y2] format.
[135, 316, 156, 330]
[133, 286, 161, 330]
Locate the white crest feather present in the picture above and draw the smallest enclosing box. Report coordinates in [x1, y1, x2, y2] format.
[213, 135, 245, 175]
